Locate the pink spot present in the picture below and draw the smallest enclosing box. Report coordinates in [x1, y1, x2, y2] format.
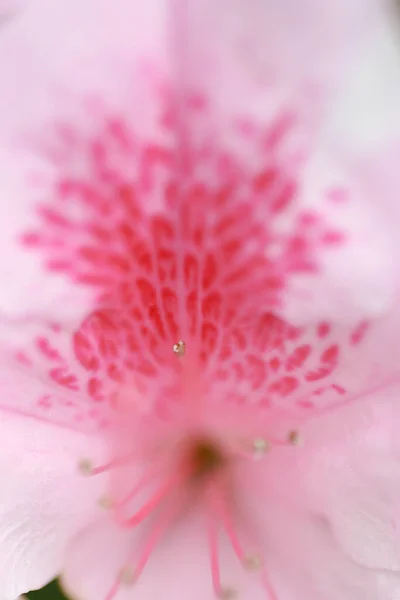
[327, 188, 348, 204]
[350, 321, 369, 345]
[36, 337, 62, 361]
[87, 377, 104, 401]
[285, 344, 311, 371]
[269, 375, 299, 397]
[49, 367, 79, 390]
[317, 322, 331, 339]
[73, 331, 99, 372]
[321, 230, 345, 246]
[321, 344, 339, 365]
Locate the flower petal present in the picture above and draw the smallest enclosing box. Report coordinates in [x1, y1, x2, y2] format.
[0, 411, 105, 599]
[62, 514, 271, 600]
[0, 317, 118, 430]
[262, 503, 400, 600]
[0, 0, 170, 322]
[283, 8, 400, 323]
[0, 0, 389, 325]
[298, 390, 400, 574]
[171, 0, 395, 324]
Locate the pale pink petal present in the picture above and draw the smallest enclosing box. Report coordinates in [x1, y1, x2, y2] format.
[297, 391, 400, 574]
[0, 0, 389, 324]
[61, 513, 272, 600]
[55, 303, 400, 600]
[61, 422, 400, 600]
[0, 0, 170, 322]
[325, 10, 400, 160]
[0, 318, 117, 430]
[0, 411, 106, 599]
[260, 503, 400, 600]
[284, 7, 400, 323]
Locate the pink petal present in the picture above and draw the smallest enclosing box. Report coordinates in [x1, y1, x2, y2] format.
[0, 318, 116, 430]
[259, 503, 400, 600]
[61, 430, 400, 600]
[62, 515, 270, 600]
[297, 392, 400, 574]
[286, 7, 400, 323]
[0, 0, 388, 324]
[0, 411, 105, 598]
[0, 0, 169, 322]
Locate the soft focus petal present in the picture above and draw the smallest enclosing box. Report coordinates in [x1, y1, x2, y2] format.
[0, 0, 390, 325]
[298, 391, 400, 574]
[0, 0, 170, 322]
[0, 318, 116, 430]
[283, 6, 400, 324]
[61, 401, 400, 600]
[0, 412, 106, 599]
[62, 515, 269, 600]
[263, 503, 400, 600]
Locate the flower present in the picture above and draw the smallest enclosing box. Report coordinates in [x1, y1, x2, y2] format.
[1, 1, 400, 600]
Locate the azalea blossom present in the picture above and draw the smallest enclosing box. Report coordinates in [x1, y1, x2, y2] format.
[1, 1, 400, 600]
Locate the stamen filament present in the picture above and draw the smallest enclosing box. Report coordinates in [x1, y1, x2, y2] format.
[115, 469, 187, 528]
[214, 495, 246, 564]
[79, 452, 139, 476]
[114, 466, 159, 509]
[208, 511, 224, 598]
[262, 572, 280, 600]
[105, 496, 183, 600]
[134, 501, 178, 579]
[104, 579, 120, 600]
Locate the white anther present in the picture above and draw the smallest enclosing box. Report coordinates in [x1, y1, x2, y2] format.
[252, 437, 270, 458]
[78, 458, 93, 476]
[173, 340, 186, 356]
[98, 494, 114, 510]
[244, 553, 263, 571]
[119, 566, 136, 586]
[219, 587, 237, 599]
[287, 430, 302, 446]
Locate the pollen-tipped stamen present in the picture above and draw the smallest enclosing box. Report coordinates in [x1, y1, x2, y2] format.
[113, 466, 160, 510]
[213, 493, 251, 567]
[78, 452, 140, 476]
[104, 497, 182, 600]
[212, 491, 280, 600]
[208, 510, 236, 599]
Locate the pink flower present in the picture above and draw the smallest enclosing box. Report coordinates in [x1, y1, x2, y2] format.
[1, 1, 400, 600]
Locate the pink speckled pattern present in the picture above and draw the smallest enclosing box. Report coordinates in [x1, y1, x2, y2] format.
[1, 2, 400, 600]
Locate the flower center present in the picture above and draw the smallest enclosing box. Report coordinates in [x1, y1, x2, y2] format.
[187, 437, 226, 481]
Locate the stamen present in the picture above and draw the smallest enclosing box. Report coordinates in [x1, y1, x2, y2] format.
[262, 572, 280, 600]
[133, 501, 178, 580]
[267, 429, 302, 448]
[105, 497, 182, 600]
[208, 511, 236, 599]
[251, 438, 270, 459]
[114, 467, 159, 510]
[215, 498, 246, 565]
[78, 458, 94, 476]
[219, 588, 237, 599]
[119, 566, 135, 585]
[287, 429, 302, 446]
[104, 580, 120, 600]
[103, 566, 135, 600]
[244, 553, 263, 571]
[115, 469, 186, 528]
[210, 490, 263, 574]
[77, 453, 139, 477]
[98, 494, 114, 510]
[173, 340, 186, 356]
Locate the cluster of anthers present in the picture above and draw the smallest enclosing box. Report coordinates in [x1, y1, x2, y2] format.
[77, 340, 301, 600]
